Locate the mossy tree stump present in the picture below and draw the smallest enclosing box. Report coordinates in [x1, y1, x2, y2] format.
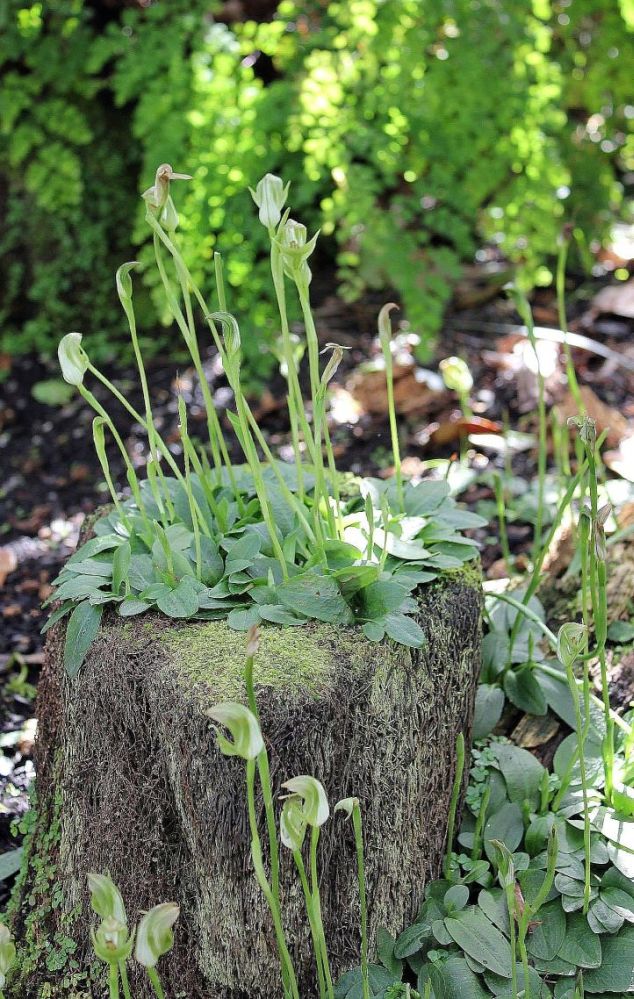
[10, 567, 482, 998]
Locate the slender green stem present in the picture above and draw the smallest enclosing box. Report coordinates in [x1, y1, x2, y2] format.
[556, 236, 584, 413]
[292, 848, 328, 999]
[507, 464, 586, 658]
[513, 288, 546, 559]
[109, 963, 120, 999]
[268, 239, 308, 497]
[443, 733, 465, 880]
[471, 784, 490, 861]
[147, 967, 165, 999]
[85, 363, 213, 537]
[246, 759, 299, 999]
[118, 961, 132, 999]
[493, 473, 513, 576]
[351, 803, 370, 999]
[379, 328, 403, 510]
[309, 825, 334, 999]
[244, 651, 281, 911]
[179, 401, 202, 580]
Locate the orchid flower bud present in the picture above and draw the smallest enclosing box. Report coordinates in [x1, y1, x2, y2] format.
[377, 302, 399, 352]
[142, 163, 191, 211]
[246, 624, 261, 659]
[280, 796, 307, 852]
[116, 261, 139, 310]
[319, 343, 348, 388]
[490, 839, 515, 890]
[134, 902, 180, 969]
[281, 775, 330, 827]
[209, 311, 241, 358]
[91, 916, 134, 965]
[567, 415, 596, 448]
[0, 923, 16, 989]
[594, 502, 611, 561]
[58, 332, 89, 386]
[249, 173, 289, 230]
[439, 356, 473, 395]
[206, 702, 264, 760]
[334, 796, 359, 820]
[87, 872, 127, 926]
[276, 218, 319, 284]
[557, 622, 587, 670]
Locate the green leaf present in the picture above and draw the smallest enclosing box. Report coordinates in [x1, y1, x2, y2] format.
[360, 580, 409, 620]
[490, 742, 545, 808]
[503, 668, 547, 715]
[112, 540, 131, 596]
[227, 605, 262, 631]
[607, 620, 634, 643]
[404, 480, 450, 516]
[257, 604, 305, 625]
[473, 684, 505, 739]
[277, 573, 353, 625]
[526, 900, 566, 961]
[155, 577, 200, 618]
[197, 536, 224, 586]
[553, 732, 605, 787]
[556, 912, 602, 969]
[129, 554, 155, 591]
[601, 887, 634, 923]
[477, 889, 510, 936]
[582, 924, 634, 992]
[0, 847, 23, 881]
[483, 802, 524, 862]
[428, 956, 488, 999]
[63, 601, 103, 678]
[444, 907, 513, 978]
[444, 885, 469, 912]
[383, 613, 425, 648]
[41, 602, 74, 634]
[334, 965, 400, 998]
[484, 964, 550, 997]
[588, 897, 624, 935]
[66, 534, 121, 564]
[363, 620, 386, 642]
[394, 922, 431, 959]
[118, 598, 151, 617]
[376, 926, 403, 978]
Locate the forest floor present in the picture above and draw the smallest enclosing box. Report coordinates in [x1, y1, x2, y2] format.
[1, 262, 634, 904]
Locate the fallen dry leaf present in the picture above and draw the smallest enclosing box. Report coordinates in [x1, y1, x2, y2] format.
[0, 547, 18, 587]
[347, 361, 445, 418]
[604, 435, 634, 483]
[555, 385, 630, 450]
[591, 279, 634, 320]
[430, 414, 501, 446]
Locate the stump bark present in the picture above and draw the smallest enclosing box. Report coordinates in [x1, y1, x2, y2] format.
[10, 566, 482, 998]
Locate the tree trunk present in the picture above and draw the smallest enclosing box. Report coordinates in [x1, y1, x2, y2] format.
[8, 566, 482, 998]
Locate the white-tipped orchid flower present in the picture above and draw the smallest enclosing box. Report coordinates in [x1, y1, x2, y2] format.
[281, 775, 330, 827]
[134, 902, 180, 969]
[206, 702, 264, 760]
[249, 173, 289, 230]
[58, 331, 89, 386]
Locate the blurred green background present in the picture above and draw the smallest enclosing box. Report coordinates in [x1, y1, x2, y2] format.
[1, 0, 632, 379]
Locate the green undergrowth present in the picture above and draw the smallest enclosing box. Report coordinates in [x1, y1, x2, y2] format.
[3, 786, 98, 998]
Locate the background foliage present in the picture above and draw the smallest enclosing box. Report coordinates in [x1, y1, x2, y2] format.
[1, 0, 632, 374]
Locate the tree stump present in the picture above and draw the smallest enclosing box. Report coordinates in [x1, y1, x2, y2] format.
[9, 566, 482, 998]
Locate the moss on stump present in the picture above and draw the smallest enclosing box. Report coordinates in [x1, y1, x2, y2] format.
[10, 566, 482, 998]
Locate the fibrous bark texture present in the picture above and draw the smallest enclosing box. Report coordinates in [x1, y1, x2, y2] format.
[10, 567, 482, 998]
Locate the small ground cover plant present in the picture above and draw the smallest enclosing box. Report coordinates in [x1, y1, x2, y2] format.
[45, 167, 484, 676]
